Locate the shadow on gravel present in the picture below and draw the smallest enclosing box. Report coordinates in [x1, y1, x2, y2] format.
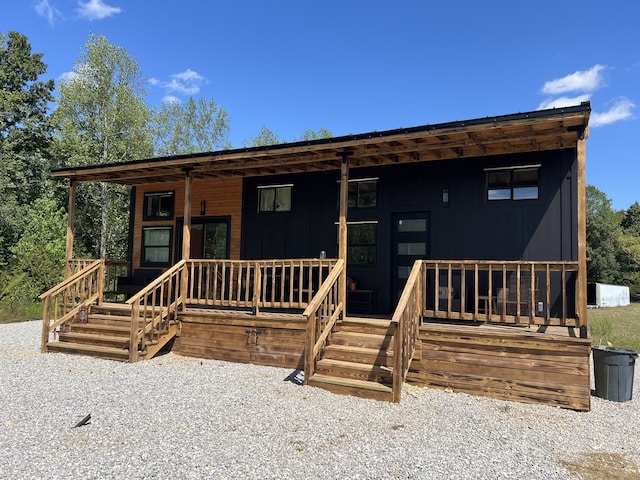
[560, 452, 640, 480]
[283, 369, 303, 385]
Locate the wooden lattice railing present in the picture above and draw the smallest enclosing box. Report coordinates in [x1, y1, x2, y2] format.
[390, 260, 423, 403]
[303, 259, 345, 382]
[184, 258, 338, 313]
[126, 260, 185, 362]
[422, 260, 581, 327]
[39, 259, 104, 352]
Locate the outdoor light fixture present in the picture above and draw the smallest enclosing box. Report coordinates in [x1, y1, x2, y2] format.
[200, 200, 206, 215]
[442, 189, 449, 207]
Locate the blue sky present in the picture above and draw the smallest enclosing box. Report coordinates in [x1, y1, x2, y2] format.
[3, 0, 639, 210]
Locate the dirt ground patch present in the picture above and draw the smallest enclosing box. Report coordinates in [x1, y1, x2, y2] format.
[560, 452, 640, 480]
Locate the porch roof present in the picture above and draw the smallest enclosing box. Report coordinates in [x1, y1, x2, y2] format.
[51, 102, 591, 185]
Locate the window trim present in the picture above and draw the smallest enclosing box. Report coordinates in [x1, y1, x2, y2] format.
[141, 226, 173, 267]
[143, 191, 175, 220]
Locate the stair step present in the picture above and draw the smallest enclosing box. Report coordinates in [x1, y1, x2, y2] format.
[70, 322, 131, 335]
[339, 317, 394, 335]
[308, 374, 393, 401]
[58, 332, 129, 348]
[323, 344, 394, 366]
[330, 331, 393, 350]
[316, 358, 392, 383]
[47, 341, 129, 361]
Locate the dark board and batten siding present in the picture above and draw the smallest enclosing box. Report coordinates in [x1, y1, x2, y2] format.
[241, 149, 578, 315]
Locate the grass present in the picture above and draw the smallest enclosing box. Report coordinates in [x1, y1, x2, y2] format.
[0, 301, 42, 324]
[588, 302, 640, 352]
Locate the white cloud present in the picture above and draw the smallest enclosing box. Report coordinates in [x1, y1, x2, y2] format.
[58, 71, 77, 83]
[542, 65, 606, 95]
[151, 69, 208, 97]
[590, 98, 635, 127]
[538, 94, 592, 110]
[35, 0, 63, 26]
[162, 95, 181, 104]
[77, 0, 122, 21]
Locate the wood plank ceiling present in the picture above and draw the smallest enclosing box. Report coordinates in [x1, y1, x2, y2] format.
[51, 104, 591, 185]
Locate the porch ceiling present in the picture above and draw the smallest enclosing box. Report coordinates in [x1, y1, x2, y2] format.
[51, 103, 590, 185]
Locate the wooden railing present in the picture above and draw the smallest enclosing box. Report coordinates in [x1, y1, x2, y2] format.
[125, 260, 185, 362]
[68, 259, 130, 301]
[184, 258, 338, 313]
[303, 259, 345, 382]
[39, 259, 104, 352]
[422, 260, 581, 327]
[390, 260, 423, 403]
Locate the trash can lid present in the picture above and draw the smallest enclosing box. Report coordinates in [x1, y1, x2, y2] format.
[592, 345, 638, 358]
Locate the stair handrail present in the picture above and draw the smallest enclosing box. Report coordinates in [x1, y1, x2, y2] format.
[125, 260, 186, 362]
[303, 259, 344, 383]
[39, 259, 105, 352]
[390, 259, 423, 402]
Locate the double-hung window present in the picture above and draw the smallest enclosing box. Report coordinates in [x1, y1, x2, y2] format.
[142, 227, 172, 266]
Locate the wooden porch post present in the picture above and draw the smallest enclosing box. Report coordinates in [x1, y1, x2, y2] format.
[64, 180, 77, 278]
[181, 169, 193, 308]
[182, 169, 193, 260]
[337, 152, 352, 316]
[576, 128, 589, 337]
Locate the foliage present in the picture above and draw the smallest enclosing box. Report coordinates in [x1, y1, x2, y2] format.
[244, 125, 281, 147]
[152, 97, 230, 155]
[0, 31, 54, 267]
[52, 33, 153, 259]
[2, 193, 66, 304]
[293, 127, 332, 142]
[586, 185, 623, 283]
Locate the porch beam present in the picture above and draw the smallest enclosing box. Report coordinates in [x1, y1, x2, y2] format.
[64, 180, 77, 278]
[337, 151, 352, 315]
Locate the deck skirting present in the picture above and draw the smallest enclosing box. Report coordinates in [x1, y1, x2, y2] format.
[406, 323, 592, 411]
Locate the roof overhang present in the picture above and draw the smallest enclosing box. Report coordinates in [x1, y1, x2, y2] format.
[50, 102, 591, 185]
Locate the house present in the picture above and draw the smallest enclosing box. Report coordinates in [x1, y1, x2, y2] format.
[40, 102, 592, 410]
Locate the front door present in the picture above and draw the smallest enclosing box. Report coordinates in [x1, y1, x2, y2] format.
[391, 212, 430, 306]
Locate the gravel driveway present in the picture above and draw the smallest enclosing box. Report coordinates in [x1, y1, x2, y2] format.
[1, 320, 638, 479]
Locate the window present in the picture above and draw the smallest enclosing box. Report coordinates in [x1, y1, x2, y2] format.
[258, 184, 292, 212]
[143, 191, 174, 220]
[142, 227, 172, 266]
[348, 178, 377, 208]
[348, 223, 377, 265]
[487, 166, 539, 201]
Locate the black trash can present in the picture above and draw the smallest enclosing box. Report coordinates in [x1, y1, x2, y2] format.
[592, 345, 638, 402]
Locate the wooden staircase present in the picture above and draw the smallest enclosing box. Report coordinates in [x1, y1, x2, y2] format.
[45, 303, 178, 362]
[307, 317, 396, 402]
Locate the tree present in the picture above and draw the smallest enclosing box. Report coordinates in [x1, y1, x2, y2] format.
[293, 127, 332, 142]
[586, 185, 621, 283]
[52, 33, 153, 260]
[0, 31, 54, 267]
[152, 97, 230, 156]
[244, 125, 281, 147]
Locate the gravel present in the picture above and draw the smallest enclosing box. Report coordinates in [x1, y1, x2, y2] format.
[1, 320, 639, 479]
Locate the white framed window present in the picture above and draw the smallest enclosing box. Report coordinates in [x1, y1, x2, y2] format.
[142, 226, 172, 266]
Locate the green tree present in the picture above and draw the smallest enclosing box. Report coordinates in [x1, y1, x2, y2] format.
[52, 33, 153, 260]
[0, 31, 54, 266]
[586, 185, 621, 283]
[293, 127, 332, 142]
[4, 193, 66, 303]
[244, 126, 281, 147]
[152, 97, 230, 155]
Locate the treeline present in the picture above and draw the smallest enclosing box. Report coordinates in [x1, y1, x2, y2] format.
[1, 30, 639, 316]
[0, 31, 329, 314]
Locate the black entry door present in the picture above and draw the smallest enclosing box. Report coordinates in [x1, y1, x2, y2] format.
[391, 212, 430, 306]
